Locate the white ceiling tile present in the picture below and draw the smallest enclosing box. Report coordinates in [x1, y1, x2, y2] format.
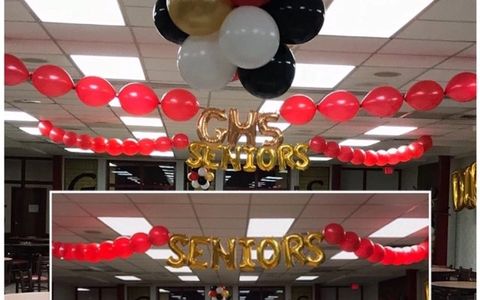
[44, 24, 134, 43]
[59, 41, 139, 56]
[125, 6, 154, 27]
[300, 36, 387, 53]
[294, 50, 369, 65]
[379, 39, 472, 56]
[398, 20, 475, 42]
[419, 0, 476, 22]
[5, 1, 35, 21]
[6, 39, 63, 54]
[5, 21, 50, 39]
[132, 27, 171, 45]
[364, 54, 446, 68]
[436, 57, 476, 70]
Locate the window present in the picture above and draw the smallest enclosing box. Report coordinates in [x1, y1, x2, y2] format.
[157, 287, 205, 300]
[224, 167, 289, 190]
[64, 158, 98, 190]
[299, 166, 330, 190]
[107, 160, 176, 190]
[239, 287, 285, 300]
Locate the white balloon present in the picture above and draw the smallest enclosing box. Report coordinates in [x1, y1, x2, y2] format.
[219, 7, 280, 69]
[178, 34, 236, 90]
[198, 167, 208, 177]
[191, 180, 200, 189]
[201, 181, 210, 190]
[216, 287, 223, 294]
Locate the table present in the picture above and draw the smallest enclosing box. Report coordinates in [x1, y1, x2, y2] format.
[5, 292, 50, 300]
[432, 281, 476, 290]
[432, 266, 456, 273]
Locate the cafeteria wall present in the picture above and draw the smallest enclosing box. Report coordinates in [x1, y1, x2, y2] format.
[53, 282, 76, 300]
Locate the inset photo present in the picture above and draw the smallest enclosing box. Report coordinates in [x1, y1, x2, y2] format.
[51, 192, 429, 300]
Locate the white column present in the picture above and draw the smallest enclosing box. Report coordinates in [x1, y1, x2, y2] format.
[175, 160, 185, 190]
[150, 285, 157, 299]
[232, 285, 239, 300]
[290, 169, 299, 190]
[285, 285, 292, 300]
[215, 168, 224, 190]
[97, 158, 106, 190]
[205, 286, 210, 300]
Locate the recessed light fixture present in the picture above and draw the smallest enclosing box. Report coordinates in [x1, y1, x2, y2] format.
[259, 100, 284, 113]
[165, 266, 192, 273]
[239, 275, 259, 282]
[292, 64, 355, 89]
[178, 275, 200, 282]
[132, 131, 166, 140]
[25, 0, 125, 25]
[296, 276, 319, 281]
[247, 218, 294, 237]
[339, 139, 380, 147]
[98, 217, 152, 236]
[309, 156, 333, 162]
[71, 55, 145, 80]
[5, 111, 38, 122]
[331, 251, 358, 260]
[115, 275, 142, 281]
[150, 151, 175, 158]
[120, 117, 163, 128]
[64, 148, 94, 154]
[370, 218, 429, 238]
[145, 249, 175, 259]
[320, 0, 434, 38]
[365, 126, 417, 136]
[19, 127, 42, 136]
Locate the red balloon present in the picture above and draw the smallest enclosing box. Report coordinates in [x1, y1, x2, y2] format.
[85, 243, 101, 263]
[280, 95, 317, 125]
[130, 232, 151, 253]
[397, 145, 413, 162]
[340, 231, 361, 252]
[31, 65, 74, 97]
[172, 133, 189, 149]
[408, 142, 424, 159]
[52, 242, 65, 258]
[78, 134, 93, 150]
[113, 237, 133, 259]
[405, 80, 444, 111]
[309, 136, 326, 154]
[118, 83, 159, 115]
[155, 136, 173, 152]
[337, 146, 354, 163]
[106, 138, 123, 156]
[361, 86, 403, 117]
[49, 127, 65, 144]
[92, 136, 107, 153]
[324, 141, 340, 158]
[445, 72, 476, 102]
[149, 226, 170, 246]
[138, 138, 155, 155]
[75, 76, 116, 107]
[63, 131, 78, 147]
[318, 91, 360, 122]
[123, 139, 140, 156]
[418, 135, 433, 151]
[99, 241, 116, 261]
[160, 89, 199, 121]
[387, 148, 400, 165]
[63, 243, 77, 261]
[367, 244, 385, 263]
[232, 0, 270, 6]
[38, 120, 53, 137]
[5, 54, 30, 86]
[323, 223, 345, 245]
[350, 149, 366, 165]
[381, 247, 396, 265]
[188, 172, 199, 181]
[392, 249, 405, 266]
[354, 238, 375, 259]
[364, 150, 378, 167]
[74, 244, 87, 261]
[376, 150, 389, 166]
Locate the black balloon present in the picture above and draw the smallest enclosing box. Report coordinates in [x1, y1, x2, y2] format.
[238, 44, 295, 99]
[263, 0, 325, 44]
[153, 0, 188, 45]
[198, 177, 207, 185]
[216, 295, 223, 300]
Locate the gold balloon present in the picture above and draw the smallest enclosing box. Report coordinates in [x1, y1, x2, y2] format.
[294, 144, 310, 171]
[186, 142, 204, 168]
[466, 162, 476, 209]
[205, 172, 215, 182]
[211, 238, 236, 270]
[167, 0, 232, 36]
[197, 108, 227, 145]
[241, 146, 257, 172]
[203, 145, 220, 170]
[167, 234, 189, 268]
[257, 113, 283, 148]
[303, 233, 326, 267]
[277, 144, 295, 171]
[188, 236, 211, 269]
[222, 290, 230, 298]
[257, 239, 281, 269]
[218, 145, 242, 171]
[238, 238, 256, 271]
[256, 147, 277, 171]
[227, 109, 258, 147]
[283, 234, 307, 268]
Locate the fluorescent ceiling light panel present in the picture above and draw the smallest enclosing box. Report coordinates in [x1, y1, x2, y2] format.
[5, 111, 38, 122]
[109, 97, 121, 107]
[98, 217, 152, 236]
[370, 218, 429, 238]
[296, 276, 319, 281]
[309, 156, 333, 162]
[146, 249, 175, 259]
[19, 127, 41, 136]
[150, 151, 175, 158]
[158, 289, 170, 293]
[120, 117, 163, 128]
[331, 251, 358, 260]
[77, 288, 90, 292]
[25, 0, 125, 26]
[259, 100, 284, 113]
[339, 139, 380, 147]
[165, 266, 192, 273]
[115, 276, 141, 281]
[320, 0, 434, 38]
[292, 64, 355, 89]
[247, 218, 294, 237]
[269, 122, 291, 132]
[365, 126, 417, 136]
[239, 275, 259, 282]
[64, 148, 94, 154]
[178, 275, 200, 282]
[238, 136, 272, 144]
[71, 55, 145, 80]
[132, 131, 166, 140]
[251, 249, 274, 260]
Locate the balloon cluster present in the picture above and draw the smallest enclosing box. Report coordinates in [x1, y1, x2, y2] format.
[38, 120, 189, 156]
[279, 73, 476, 125]
[154, 0, 325, 98]
[208, 286, 231, 300]
[52, 226, 169, 263]
[187, 167, 214, 190]
[323, 224, 429, 266]
[309, 135, 432, 167]
[5, 54, 200, 121]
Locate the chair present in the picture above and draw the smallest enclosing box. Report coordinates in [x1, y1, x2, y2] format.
[456, 267, 473, 281]
[32, 254, 49, 291]
[14, 270, 34, 293]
